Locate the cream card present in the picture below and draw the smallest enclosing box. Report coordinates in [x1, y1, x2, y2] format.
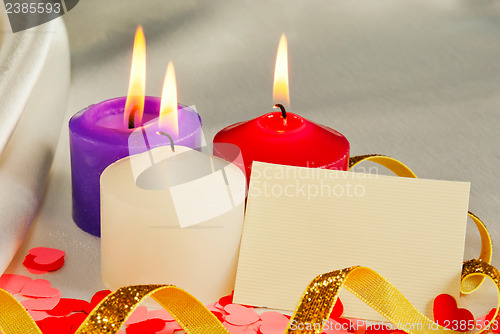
[234, 161, 470, 321]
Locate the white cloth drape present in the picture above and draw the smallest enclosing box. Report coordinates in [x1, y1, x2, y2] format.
[0, 12, 70, 273]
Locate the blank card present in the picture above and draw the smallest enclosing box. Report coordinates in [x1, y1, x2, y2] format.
[234, 161, 470, 321]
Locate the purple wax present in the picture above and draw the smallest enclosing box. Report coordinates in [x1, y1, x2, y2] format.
[69, 96, 203, 236]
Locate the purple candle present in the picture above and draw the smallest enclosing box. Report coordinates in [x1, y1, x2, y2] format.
[69, 96, 202, 236]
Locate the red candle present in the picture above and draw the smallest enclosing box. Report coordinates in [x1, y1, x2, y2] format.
[213, 34, 350, 183]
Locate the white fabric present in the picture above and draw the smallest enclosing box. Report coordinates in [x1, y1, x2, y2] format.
[0, 12, 70, 273]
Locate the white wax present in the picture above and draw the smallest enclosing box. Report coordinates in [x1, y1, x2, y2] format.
[100, 145, 246, 303]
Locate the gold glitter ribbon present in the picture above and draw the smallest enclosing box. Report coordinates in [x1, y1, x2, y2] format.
[74, 285, 229, 334]
[0, 155, 496, 334]
[285, 259, 499, 334]
[0, 284, 231, 334]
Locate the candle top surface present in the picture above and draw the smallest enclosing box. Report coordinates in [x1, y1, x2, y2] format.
[101, 145, 246, 208]
[215, 111, 348, 146]
[257, 112, 305, 133]
[83, 97, 156, 131]
[69, 96, 202, 144]
[213, 111, 349, 170]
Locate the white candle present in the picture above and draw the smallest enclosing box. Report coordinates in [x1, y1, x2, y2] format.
[100, 144, 246, 303]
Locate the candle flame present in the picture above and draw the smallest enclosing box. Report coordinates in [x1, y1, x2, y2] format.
[273, 33, 290, 109]
[124, 25, 146, 128]
[159, 61, 179, 137]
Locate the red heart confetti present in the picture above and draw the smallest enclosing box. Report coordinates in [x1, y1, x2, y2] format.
[162, 320, 182, 332]
[37, 316, 73, 334]
[485, 308, 497, 323]
[225, 304, 260, 326]
[483, 308, 500, 333]
[23, 254, 64, 272]
[27, 310, 50, 322]
[30, 247, 66, 266]
[46, 298, 90, 316]
[126, 318, 166, 334]
[23, 247, 65, 273]
[476, 311, 494, 331]
[219, 291, 234, 307]
[149, 308, 175, 322]
[223, 321, 258, 334]
[21, 279, 60, 298]
[125, 306, 149, 326]
[83, 289, 112, 314]
[259, 311, 289, 334]
[154, 323, 176, 334]
[207, 301, 225, 314]
[215, 302, 225, 311]
[68, 313, 89, 334]
[433, 294, 475, 332]
[212, 310, 225, 323]
[22, 296, 61, 311]
[329, 298, 344, 320]
[0, 274, 31, 294]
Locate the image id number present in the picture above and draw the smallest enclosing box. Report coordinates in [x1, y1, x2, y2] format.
[5, 2, 61, 14]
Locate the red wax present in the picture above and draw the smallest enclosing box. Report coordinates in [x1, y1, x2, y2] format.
[213, 111, 350, 183]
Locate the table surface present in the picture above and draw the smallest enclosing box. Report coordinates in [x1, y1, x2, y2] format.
[5, 0, 500, 318]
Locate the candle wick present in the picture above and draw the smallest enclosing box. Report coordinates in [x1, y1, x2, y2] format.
[274, 104, 287, 120]
[128, 114, 134, 129]
[128, 105, 139, 129]
[156, 131, 176, 152]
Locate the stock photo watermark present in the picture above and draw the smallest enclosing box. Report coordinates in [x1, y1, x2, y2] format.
[288, 319, 497, 332]
[249, 163, 380, 201]
[288, 320, 425, 332]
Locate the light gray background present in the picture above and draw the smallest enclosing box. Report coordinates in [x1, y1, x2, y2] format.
[5, 0, 500, 316]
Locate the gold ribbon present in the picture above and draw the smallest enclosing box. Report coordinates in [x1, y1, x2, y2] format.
[285, 259, 499, 334]
[0, 155, 496, 334]
[75, 285, 229, 334]
[0, 287, 42, 334]
[0, 284, 230, 334]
